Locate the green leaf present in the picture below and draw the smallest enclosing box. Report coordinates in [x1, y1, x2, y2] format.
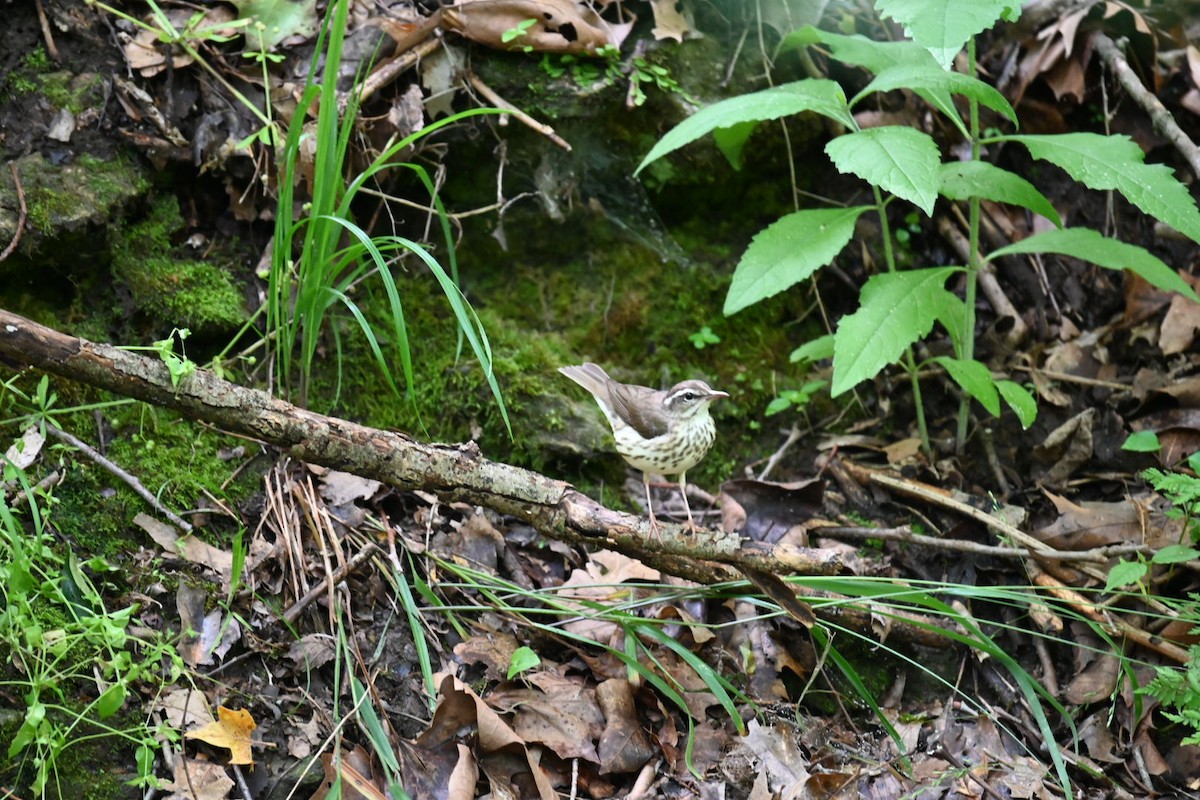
[996, 379, 1037, 428]
[826, 128, 940, 215]
[939, 161, 1061, 227]
[95, 681, 127, 719]
[228, 0, 319, 52]
[636, 80, 853, 175]
[988, 228, 1200, 302]
[780, 27, 968, 136]
[780, 26, 938, 72]
[507, 646, 541, 679]
[1003, 133, 1200, 245]
[765, 396, 793, 416]
[875, 0, 1020, 68]
[855, 64, 1016, 124]
[831, 267, 961, 395]
[791, 333, 835, 363]
[932, 356, 999, 416]
[1122, 430, 1161, 453]
[712, 120, 758, 170]
[725, 206, 871, 315]
[1105, 559, 1146, 591]
[1151, 545, 1200, 565]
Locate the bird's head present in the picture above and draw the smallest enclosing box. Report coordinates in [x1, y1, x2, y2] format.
[663, 380, 729, 420]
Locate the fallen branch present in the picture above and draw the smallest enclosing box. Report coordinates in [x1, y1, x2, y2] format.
[1, 309, 897, 632]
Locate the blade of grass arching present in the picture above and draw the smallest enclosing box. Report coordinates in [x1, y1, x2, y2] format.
[321, 287, 402, 399]
[384, 235, 511, 436]
[811, 625, 907, 759]
[350, 675, 405, 794]
[269, 83, 319, 393]
[319, 218, 415, 401]
[392, 550, 437, 709]
[796, 576, 1079, 793]
[636, 622, 748, 735]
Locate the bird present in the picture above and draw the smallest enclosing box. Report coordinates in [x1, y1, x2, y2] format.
[558, 362, 729, 533]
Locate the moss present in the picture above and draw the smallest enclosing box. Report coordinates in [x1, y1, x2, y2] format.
[109, 194, 248, 336]
[4, 153, 151, 244]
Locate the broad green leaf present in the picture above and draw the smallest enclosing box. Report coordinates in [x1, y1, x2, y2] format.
[831, 267, 960, 395]
[996, 379, 1037, 428]
[712, 120, 758, 170]
[939, 161, 1062, 227]
[989, 228, 1199, 302]
[780, 26, 939, 73]
[1121, 430, 1160, 452]
[825, 127, 940, 215]
[779, 26, 966, 135]
[855, 64, 1016, 124]
[876, 0, 1020, 68]
[1105, 559, 1146, 591]
[636, 80, 853, 174]
[1152, 544, 1200, 565]
[791, 333, 835, 363]
[933, 356, 999, 415]
[725, 206, 871, 315]
[1003, 133, 1200, 245]
[507, 646, 541, 678]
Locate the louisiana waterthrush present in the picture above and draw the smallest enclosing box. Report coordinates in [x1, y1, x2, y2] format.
[559, 362, 729, 532]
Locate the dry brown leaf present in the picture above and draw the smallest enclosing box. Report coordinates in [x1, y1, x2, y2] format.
[121, 7, 237, 77]
[595, 678, 655, 773]
[137, 512, 234, 585]
[488, 680, 604, 763]
[442, 0, 629, 55]
[157, 688, 216, 731]
[186, 706, 257, 765]
[1158, 273, 1200, 354]
[649, 0, 688, 42]
[162, 757, 234, 800]
[420, 674, 557, 800]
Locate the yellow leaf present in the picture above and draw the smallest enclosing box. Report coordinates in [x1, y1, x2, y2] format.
[186, 706, 257, 765]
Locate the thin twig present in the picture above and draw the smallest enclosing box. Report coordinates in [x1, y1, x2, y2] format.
[46, 425, 193, 532]
[819, 524, 1150, 562]
[281, 542, 380, 625]
[35, 0, 60, 60]
[465, 70, 572, 151]
[1093, 32, 1200, 182]
[1, 162, 28, 261]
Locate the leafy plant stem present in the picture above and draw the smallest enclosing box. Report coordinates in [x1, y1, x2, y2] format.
[956, 40, 982, 452]
[873, 185, 932, 453]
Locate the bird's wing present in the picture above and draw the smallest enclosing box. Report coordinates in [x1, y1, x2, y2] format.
[608, 382, 670, 439]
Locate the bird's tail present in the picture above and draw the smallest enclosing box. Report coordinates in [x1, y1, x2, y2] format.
[557, 362, 612, 400]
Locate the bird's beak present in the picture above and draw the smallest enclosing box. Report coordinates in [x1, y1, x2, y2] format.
[711, 391, 730, 400]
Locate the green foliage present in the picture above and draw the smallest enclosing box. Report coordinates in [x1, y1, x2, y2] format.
[267, 0, 509, 433]
[1142, 644, 1200, 746]
[688, 325, 720, 349]
[637, 9, 1200, 454]
[0, 462, 184, 796]
[538, 44, 691, 106]
[1131, 468, 1200, 745]
[118, 328, 197, 388]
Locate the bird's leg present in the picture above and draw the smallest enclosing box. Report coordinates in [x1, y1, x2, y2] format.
[678, 472, 701, 532]
[643, 471, 663, 539]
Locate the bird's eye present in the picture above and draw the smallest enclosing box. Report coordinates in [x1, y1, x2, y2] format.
[683, 392, 697, 401]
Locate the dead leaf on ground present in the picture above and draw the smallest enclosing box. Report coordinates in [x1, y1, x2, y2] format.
[1038, 490, 1181, 551]
[442, 0, 631, 55]
[186, 706, 258, 765]
[162, 756, 234, 800]
[649, 0, 688, 42]
[177, 583, 240, 667]
[416, 673, 557, 800]
[138, 512, 234, 587]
